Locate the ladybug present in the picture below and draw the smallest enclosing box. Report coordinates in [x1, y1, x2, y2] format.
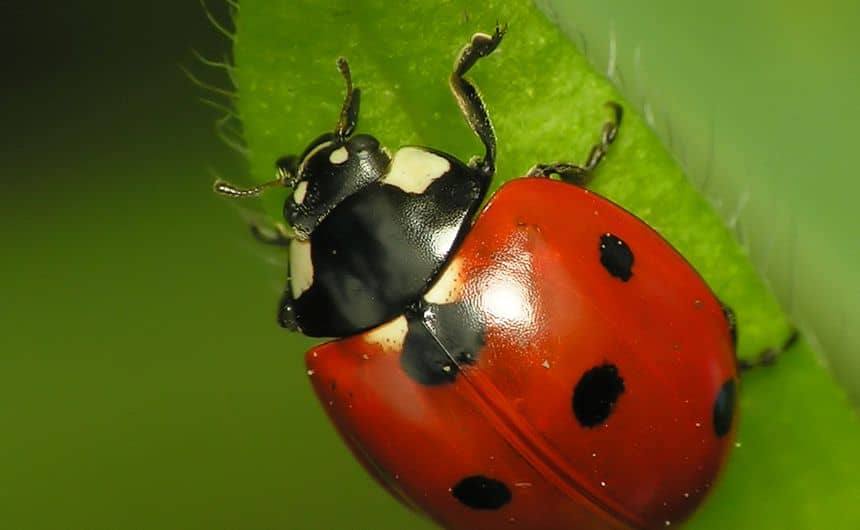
[216, 27, 740, 530]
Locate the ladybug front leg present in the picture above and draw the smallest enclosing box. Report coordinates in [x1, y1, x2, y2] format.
[528, 102, 623, 185]
[450, 25, 506, 178]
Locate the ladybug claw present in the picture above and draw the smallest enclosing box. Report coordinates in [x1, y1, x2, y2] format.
[738, 329, 800, 373]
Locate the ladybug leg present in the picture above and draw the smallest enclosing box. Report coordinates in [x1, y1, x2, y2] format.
[582, 102, 623, 173]
[450, 25, 506, 177]
[250, 222, 296, 247]
[719, 301, 738, 350]
[527, 102, 623, 185]
[334, 57, 360, 140]
[527, 162, 590, 185]
[737, 329, 799, 373]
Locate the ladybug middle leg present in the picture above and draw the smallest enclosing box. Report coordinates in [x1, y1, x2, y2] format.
[528, 102, 623, 185]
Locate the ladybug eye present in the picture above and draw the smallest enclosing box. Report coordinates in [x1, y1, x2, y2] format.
[276, 155, 299, 185]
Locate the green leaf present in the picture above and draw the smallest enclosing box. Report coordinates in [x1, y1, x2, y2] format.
[232, 1, 860, 529]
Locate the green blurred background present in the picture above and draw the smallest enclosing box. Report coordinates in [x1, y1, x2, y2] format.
[1, 1, 857, 529]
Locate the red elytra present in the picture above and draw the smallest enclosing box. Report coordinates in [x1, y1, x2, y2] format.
[305, 178, 738, 530]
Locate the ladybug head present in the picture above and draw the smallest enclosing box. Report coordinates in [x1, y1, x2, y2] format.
[212, 58, 390, 241]
[270, 57, 393, 240]
[281, 131, 390, 240]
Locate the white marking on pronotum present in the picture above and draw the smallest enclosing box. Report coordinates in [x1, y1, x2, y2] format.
[329, 146, 348, 164]
[364, 315, 408, 353]
[382, 147, 450, 194]
[424, 257, 463, 304]
[293, 181, 308, 204]
[289, 239, 314, 298]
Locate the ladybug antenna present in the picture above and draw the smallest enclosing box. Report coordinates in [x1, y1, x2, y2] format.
[213, 155, 297, 198]
[335, 57, 361, 140]
[213, 178, 283, 198]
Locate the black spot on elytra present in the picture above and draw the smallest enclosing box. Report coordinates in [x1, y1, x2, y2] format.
[400, 300, 485, 385]
[599, 233, 633, 281]
[451, 475, 512, 510]
[573, 363, 625, 428]
[720, 302, 738, 350]
[713, 379, 736, 438]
